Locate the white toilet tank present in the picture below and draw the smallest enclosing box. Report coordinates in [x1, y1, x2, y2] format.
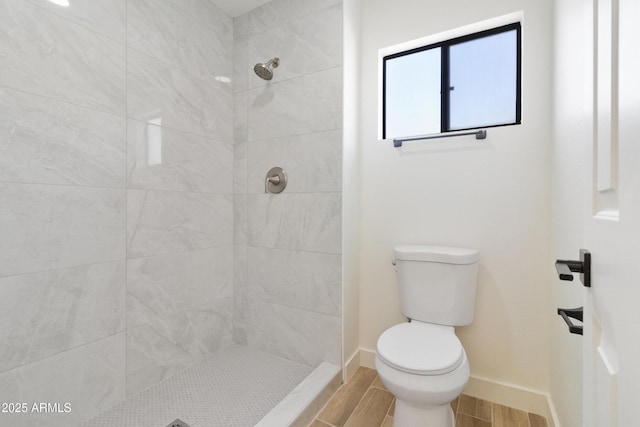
[393, 245, 479, 326]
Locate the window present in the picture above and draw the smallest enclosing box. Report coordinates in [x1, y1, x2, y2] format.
[382, 23, 521, 140]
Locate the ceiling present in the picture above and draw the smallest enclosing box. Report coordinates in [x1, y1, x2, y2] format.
[210, 0, 273, 17]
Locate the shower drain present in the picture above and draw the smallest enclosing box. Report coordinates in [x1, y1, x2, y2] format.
[166, 419, 190, 427]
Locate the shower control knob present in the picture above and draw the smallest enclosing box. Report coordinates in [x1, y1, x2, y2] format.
[265, 167, 287, 194]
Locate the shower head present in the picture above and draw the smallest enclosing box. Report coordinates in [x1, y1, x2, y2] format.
[253, 58, 280, 81]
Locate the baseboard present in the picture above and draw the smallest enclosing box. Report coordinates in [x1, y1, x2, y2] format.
[344, 349, 361, 382]
[545, 395, 561, 427]
[356, 348, 559, 426]
[464, 375, 559, 426]
[359, 347, 376, 369]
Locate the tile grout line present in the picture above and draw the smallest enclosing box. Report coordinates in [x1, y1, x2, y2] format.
[124, 0, 129, 401]
[307, 379, 338, 427]
[337, 373, 377, 427]
[238, 1, 342, 41]
[385, 394, 394, 419]
[384, 399, 394, 426]
[339, 384, 367, 427]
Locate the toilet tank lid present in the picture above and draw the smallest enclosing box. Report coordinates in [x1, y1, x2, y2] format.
[394, 245, 479, 264]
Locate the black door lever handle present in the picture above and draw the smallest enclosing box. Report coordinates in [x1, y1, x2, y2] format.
[557, 307, 583, 335]
[554, 261, 574, 281]
[555, 249, 591, 287]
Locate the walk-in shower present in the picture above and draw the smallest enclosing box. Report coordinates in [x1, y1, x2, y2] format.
[0, 0, 343, 425]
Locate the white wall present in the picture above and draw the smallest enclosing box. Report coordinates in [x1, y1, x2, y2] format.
[358, 0, 554, 398]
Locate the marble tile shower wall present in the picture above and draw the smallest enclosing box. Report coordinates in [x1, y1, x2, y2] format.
[0, 0, 233, 425]
[232, 0, 343, 368]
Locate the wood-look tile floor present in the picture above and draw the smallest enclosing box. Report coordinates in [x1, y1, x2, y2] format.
[311, 367, 549, 427]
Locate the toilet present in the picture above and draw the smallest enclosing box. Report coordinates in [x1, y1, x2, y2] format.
[375, 245, 479, 427]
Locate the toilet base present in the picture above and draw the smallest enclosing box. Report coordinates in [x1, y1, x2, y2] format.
[393, 399, 455, 427]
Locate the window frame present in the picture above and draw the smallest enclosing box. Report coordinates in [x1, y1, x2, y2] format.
[382, 22, 522, 140]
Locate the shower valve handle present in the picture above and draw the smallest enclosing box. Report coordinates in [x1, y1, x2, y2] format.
[265, 175, 280, 192]
[265, 167, 287, 194]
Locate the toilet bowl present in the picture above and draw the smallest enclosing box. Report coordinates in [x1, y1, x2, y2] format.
[375, 321, 469, 427]
[375, 245, 479, 427]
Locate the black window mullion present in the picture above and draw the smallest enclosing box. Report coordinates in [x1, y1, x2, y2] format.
[440, 44, 450, 132]
[382, 59, 387, 138]
[515, 23, 522, 124]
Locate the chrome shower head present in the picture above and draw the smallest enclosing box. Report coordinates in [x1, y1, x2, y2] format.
[253, 58, 280, 81]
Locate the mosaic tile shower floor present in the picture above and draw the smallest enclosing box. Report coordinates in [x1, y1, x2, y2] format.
[82, 344, 312, 427]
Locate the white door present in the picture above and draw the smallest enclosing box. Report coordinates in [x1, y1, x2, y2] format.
[581, 0, 640, 426]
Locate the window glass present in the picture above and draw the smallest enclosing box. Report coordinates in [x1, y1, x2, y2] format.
[385, 48, 441, 139]
[449, 29, 518, 130]
[382, 22, 521, 140]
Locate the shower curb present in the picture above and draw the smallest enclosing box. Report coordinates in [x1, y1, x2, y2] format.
[255, 362, 342, 427]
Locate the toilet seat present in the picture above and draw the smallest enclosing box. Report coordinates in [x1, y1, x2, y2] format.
[377, 322, 464, 376]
